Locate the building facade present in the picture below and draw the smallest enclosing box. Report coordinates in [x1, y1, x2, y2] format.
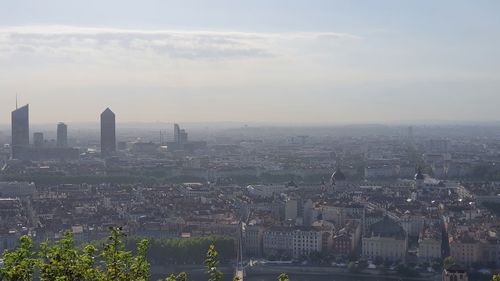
[11, 104, 29, 158]
[263, 226, 330, 259]
[57, 122, 68, 147]
[362, 216, 407, 262]
[442, 265, 468, 281]
[100, 108, 116, 156]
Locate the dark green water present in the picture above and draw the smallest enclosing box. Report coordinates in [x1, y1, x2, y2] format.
[154, 273, 414, 281]
[245, 274, 410, 281]
[151, 266, 423, 281]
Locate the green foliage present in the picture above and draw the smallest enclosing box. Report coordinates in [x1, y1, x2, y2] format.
[126, 235, 235, 265]
[308, 251, 328, 264]
[205, 245, 223, 281]
[277, 273, 290, 281]
[99, 227, 151, 281]
[162, 272, 189, 281]
[347, 262, 359, 273]
[38, 230, 98, 281]
[1, 230, 289, 281]
[1, 227, 150, 281]
[395, 265, 420, 277]
[357, 260, 368, 271]
[493, 274, 500, 281]
[0, 235, 36, 281]
[444, 256, 455, 269]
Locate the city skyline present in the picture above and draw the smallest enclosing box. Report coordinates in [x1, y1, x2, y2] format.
[2, 100, 500, 128]
[1, 1, 500, 124]
[0, 3, 499, 280]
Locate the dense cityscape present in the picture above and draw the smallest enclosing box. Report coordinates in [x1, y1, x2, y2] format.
[1, 1, 500, 280]
[1, 103, 500, 280]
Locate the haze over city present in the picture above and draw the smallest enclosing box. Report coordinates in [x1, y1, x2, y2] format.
[1, 0, 500, 124]
[3, 2, 500, 281]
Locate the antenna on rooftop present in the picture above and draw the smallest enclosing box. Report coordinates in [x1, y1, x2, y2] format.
[16, 94, 18, 109]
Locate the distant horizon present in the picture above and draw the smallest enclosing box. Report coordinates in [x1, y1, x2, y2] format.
[3, 102, 500, 128]
[2, 119, 500, 129]
[2, 101, 500, 129]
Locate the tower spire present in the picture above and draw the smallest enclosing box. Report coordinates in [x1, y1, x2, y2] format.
[16, 94, 18, 109]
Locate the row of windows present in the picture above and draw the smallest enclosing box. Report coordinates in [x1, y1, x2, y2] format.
[294, 243, 317, 246]
[366, 251, 403, 257]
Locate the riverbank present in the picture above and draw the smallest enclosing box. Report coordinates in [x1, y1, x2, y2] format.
[247, 264, 440, 281]
[150, 264, 440, 281]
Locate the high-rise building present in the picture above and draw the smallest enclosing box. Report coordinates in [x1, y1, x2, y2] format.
[173, 123, 188, 144]
[100, 108, 116, 156]
[174, 123, 180, 143]
[57, 122, 68, 147]
[11, 104, 29, 158]
[179, 129, 188, 144]
[33, 132, 44, 147]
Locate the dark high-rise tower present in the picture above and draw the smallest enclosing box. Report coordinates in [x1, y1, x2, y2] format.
[11, 104, 29, 158]
[173, 123, 188, 145]
[100, 108, 116, 156]
[57, 122, 68, 147]
[174, 123, 180, 143]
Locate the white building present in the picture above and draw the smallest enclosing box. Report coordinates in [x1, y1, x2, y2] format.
[263, 226, 331, 259]
[291, 228, 324, 259]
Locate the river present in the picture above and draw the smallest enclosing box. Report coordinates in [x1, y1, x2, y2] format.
[150, 264, 431, 281]
[153, 272, 419, 281]
[245, 274, 413, 281]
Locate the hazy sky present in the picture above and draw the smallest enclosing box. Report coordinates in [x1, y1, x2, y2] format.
[1, 0, 499, 124]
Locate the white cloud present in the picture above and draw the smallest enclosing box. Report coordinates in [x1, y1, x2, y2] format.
[0, 25, 359, 61]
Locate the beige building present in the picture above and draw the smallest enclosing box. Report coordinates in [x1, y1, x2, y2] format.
[442, 265, 468, 281]
[449, 238, 482, 266]
[418, 223, 442, 261]
[418, 237, 442, 261]
[362, 216, 407, 262]
[448, 223, 500, 266]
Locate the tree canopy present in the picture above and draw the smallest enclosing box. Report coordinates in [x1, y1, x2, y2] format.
[0, 228, 288, 281]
